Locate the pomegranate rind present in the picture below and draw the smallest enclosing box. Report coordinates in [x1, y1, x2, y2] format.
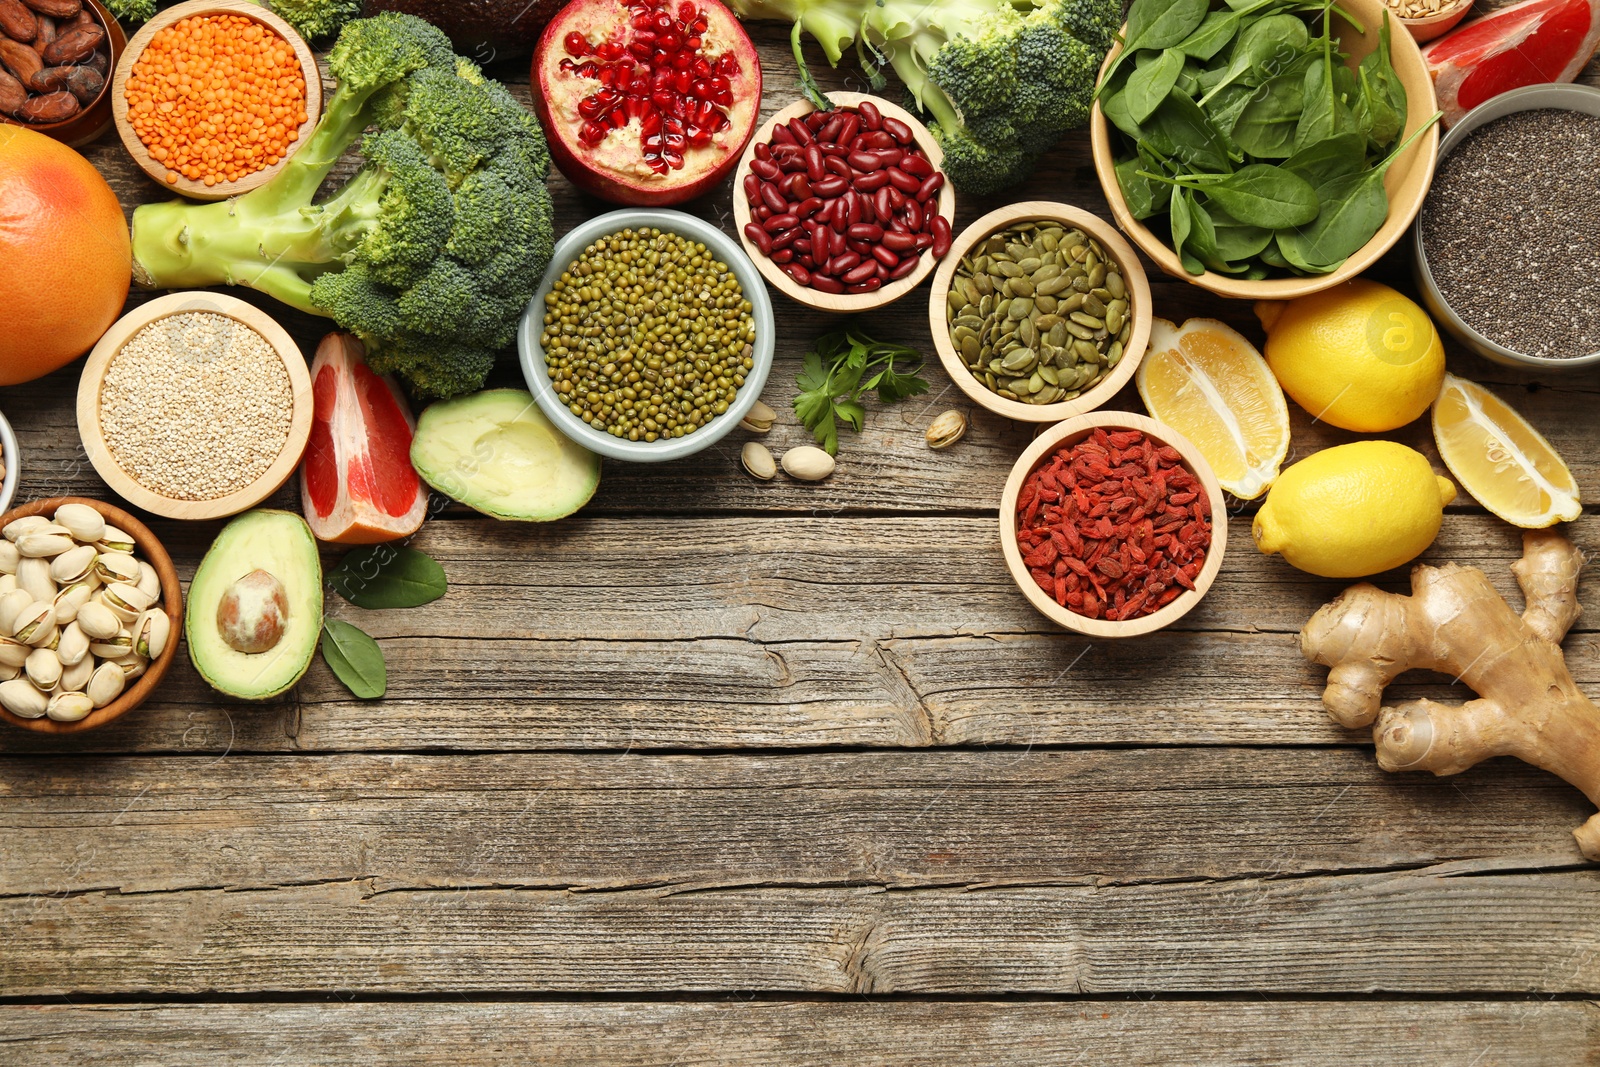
[1424, 0, 1600, 123]
[532, 0, 761, 205]
[299, 333, 430, 545]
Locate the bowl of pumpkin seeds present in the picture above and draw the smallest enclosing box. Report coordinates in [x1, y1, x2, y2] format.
[929, 202, 1152, 424]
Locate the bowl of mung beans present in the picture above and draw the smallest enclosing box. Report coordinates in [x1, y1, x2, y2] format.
[75, 291, 313, 521]
[519, 208, 776, 463]
[929, 202, 1152, 424]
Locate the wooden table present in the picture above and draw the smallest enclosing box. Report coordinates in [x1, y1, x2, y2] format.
[3, 24, 1599, 1065]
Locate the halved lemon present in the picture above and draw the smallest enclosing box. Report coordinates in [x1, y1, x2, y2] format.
[1136, 317, 1289, 499]
[1431, 373, 1581, 528]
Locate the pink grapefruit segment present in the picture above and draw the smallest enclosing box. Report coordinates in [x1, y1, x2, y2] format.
[1425, 0, 1600, 124]
[299, 333, 430, 545]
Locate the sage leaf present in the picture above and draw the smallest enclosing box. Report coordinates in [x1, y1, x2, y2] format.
[329, 546, 448, 609]
[1230, 75, 1303, 158]
[322, 619, 387, 700]
[1126, 49, 1187, 124]
[1202, 164, 1319, 228]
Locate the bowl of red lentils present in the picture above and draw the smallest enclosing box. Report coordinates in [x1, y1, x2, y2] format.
[75, 290, 313, 521]
[111, 0, 320, 199]
[1000, 411, 1228, 638]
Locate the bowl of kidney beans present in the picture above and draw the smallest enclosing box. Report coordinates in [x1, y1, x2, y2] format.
[732, 91, 956, 312]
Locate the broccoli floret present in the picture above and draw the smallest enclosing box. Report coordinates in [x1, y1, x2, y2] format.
[263, 0, 362, 41]
[726, 0, 1119, 195]
[128, 13, 555, 399]
[103, 0, 156, 23]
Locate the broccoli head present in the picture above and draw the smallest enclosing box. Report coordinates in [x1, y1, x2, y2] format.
[263, 0, 362, 41]
[128, 13, 555, 399]
[727, 0, 1121, 195]
[102, 0, 156, 23]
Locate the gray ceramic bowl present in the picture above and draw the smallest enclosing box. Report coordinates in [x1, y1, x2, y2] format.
[1412, 82, 1600, 370]
[0, 407, 17, 516]
[518, 209, 776, 463]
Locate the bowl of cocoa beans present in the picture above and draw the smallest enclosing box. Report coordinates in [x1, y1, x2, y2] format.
[0, 0, 123, 146]
[733, 91, 957, 313]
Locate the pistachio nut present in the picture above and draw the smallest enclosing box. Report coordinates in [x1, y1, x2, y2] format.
[56, 621, 90, 668]
[137, 562, 161, 602]
[739, 400, 777, 434]
[94, 552, 142, 587]
[13, 601, 57, 647]
[15, 531, 75, 559]
[89, 628, 133, 660]
[781, 445, 836, 482]
[76, 601, 122, 641]
[96, 527, 136, 555]
[50, 545, 97, 586]
[0, 540, 18, 575]
[103, 582, 156, 624]
[60, 654, 94, 694]
[16, 557, 53, 604]
[0, 678, 47, 718]
[24, 647, 61, 691]
[53, 582, 94, 626]
[0, 635, 28, 669]
[112, 654, 149, 681]
[53, 503, 106, 545]
[925, 410, 969, 450]
[87, 661, 126, 708]
[0, 663, 17, 683]
[134, 610, 171, 661]
[46, 691, 95, 723]
[2, 515, 51, 542]
[0, 588, 34, 636]
[741, 441, 777, 481]
[0, 573, 14, 594]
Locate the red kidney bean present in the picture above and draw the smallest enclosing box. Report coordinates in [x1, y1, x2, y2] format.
[770, 124, 796, 145]
[765, 213, 800, 233]
[760, 184, 787, 214]
[885, 167, 921, 195]
[819, 143, 848, 157]
[809, 219, 828, 253]
[903, 199, 923, 232]
[796, 196, 824, 219]
[930, 215, 952, 258]
[817, 114, 843, 142]
[743, 174, 760, 204]
[888, 256, 921, 281]
[899, 153, 932, 179]
[811, 274, 845, 294]
[848, 151, 884, 172]
[770, 227, 800, 250]
[783, 262, 813, 286]
[825, 198, 847, 229]
[755, 205, 772, 222]
[831, 228, 849, 258]
[847, 238, 874, 257]
[829, 251, 861, 274]
[841, 261, 878, 285]
[887, 187, 907, 212]
[857, 131, 895, 150]
[755, 143, 771, 162]
[743, 223, 773, 255]
[771, 249, 794, 265]
[750, 158, 780, 181]
[870, 244, 900, 269]
[848, 278, 883, 294]
[873, 187, 893, 222]
[872, 148, 904, 168]
[789, 117, 813, 145]
[847, 223, 883, 242]
[847, 192, 864, 227]
[881, 231, 917, 253]
[852, 169, 889, 192]
[806, 109, 828, 129]
[823, 154, 852, 178]
[881, 116, 913, 145]
[837, 113, 859, 146]
[857, 99, 881, 130]
[792, 238, 812, 257]
[916, 172, 944, 203]
[780, 173, 805, 199]
[914, 232, 933, 250]
[804, 144, 825, 182]
[811, 175, 848, 198]
[887, 216, 908, 233]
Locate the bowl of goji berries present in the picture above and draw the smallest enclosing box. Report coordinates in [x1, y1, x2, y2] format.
[1001, 411, 1227, 637]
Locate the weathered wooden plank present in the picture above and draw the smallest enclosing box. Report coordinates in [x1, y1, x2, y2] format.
[2, 999, 1593, 1067]
[2, 750, 1590, 897]
[4, 870, 1598, 995]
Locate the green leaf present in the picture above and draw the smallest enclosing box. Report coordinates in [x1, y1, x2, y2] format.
[793, 330, 929, 456]
[322, 619, 386, 701]
[1177, 10, 1239, 60]
[1282, 131, 1366, 186]
[329, 546, 448, 610]
[1145, 90, 1232, 174]
[1099, 0, 1210, 94]
[1202, 164, 1320, 227]
[1116, 157, 1172, 219]
[1126, 48, 1187, 124]
[1197, 14, 1310, 106]
[1229, 75, 1303, 158]
[1170, 187, 1196, 271]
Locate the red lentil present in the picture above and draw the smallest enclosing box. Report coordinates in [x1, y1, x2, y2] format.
[1015, 428, 1211, 622]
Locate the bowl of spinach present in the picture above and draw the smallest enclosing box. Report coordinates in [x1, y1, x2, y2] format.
[1090, 0, 1441, 298]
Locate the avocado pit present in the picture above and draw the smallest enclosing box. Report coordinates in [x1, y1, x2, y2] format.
[217, 569, 291, 654]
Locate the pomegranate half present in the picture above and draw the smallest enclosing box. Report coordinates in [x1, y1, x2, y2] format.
[532, 0, 761, 205]
[301, 333, 430, 545]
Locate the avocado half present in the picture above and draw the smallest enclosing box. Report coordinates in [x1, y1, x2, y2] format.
[187, 510, 324, 700]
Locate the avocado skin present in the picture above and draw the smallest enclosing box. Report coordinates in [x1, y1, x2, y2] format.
[363, 0, 566, 59]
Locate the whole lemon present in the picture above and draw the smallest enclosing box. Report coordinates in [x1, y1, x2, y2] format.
[1255, 280, 1445, 433]
[1254, 441, 1457, 578]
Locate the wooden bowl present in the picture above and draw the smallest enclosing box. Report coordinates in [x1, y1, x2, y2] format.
[1000, 411, 1228, 638]
[76, 290, 313, 521]
[1089, 0, 1440, 300]
[111, 0, 321, 200]
[0, 496, 183, 734]
[732, 91, 957, 313]
[1397, 0, 1473, 42]
[0, 0, 126, 148]
[929, 201, 1152, 424]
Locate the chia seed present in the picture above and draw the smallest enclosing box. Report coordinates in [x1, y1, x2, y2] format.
[1419, 108, 1600, 359]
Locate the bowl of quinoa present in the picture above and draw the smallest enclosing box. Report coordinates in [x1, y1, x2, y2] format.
[75, 291, 313, 520]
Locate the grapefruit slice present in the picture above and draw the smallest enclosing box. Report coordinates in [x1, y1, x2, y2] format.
[300, 333, 430, 544]
[1424, 0, 1600, 125]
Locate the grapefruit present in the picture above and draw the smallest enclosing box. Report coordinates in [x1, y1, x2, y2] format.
[0, 127, 131, 386]
[300, 333, 430, 544]
[1425, 0, 1600, 125]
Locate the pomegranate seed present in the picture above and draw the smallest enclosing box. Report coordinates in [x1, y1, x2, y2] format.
[653, 12, 672, 31]
[692, 58, 712, 78]
[684, 36, 703, 50]
[596, 41, 625, 61]
[630, 41, 654, 60]
[672, 51, 693, 70]
[673, 70, 692, 93]
[687, 127, 712, 148]
[690, 78, 710, 99]
[717, 53, 740, 75]
[691, 15, 709, 32]
[663, 148, 683, 168]
[565, 32, 590, 56]
[580, 121, 608, 145]
[659, 31, 680, 49]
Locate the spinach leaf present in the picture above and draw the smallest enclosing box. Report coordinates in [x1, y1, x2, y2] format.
[1146, 89, 1233, 174]
[1116, 156, 1173, 219]
[1194, 164, 1320, 227]
[329, 546, 448, 610]
[1282, 131, 1366, 186]
[1355, 15, 1405, 150]
[1126, 48, 1188, 124]
[1176, 57, 1204, 97]
[322, 619, 387, 701]
[1259, 239, 1292, 270]
[1099, 0, 1211, 94]
[1186, 194, 1229, 272]
[1170, 185, 1195, 268]
[1230, 75, 1302, 158]
[1212, 217, 1275, 262]
[1198, 14, 1310, 105]
[1205, 82, 1258, 133]
[1178, 9, 1240, 60]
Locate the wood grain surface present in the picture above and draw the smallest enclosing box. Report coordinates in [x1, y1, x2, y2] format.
[2, 14, 1598, 1064]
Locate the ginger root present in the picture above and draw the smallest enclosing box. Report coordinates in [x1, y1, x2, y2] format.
[1301, 529, 1600, 859]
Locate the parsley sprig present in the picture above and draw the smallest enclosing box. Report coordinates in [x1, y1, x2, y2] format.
[793, 329, 930, 455]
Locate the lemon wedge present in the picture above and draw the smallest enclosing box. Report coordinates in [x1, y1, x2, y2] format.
[1136, 317, 1289, 499]
[1432, 373, 1580, 529]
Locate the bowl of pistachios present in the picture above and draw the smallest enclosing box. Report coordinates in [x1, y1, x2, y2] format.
[0, 497, 182, 734]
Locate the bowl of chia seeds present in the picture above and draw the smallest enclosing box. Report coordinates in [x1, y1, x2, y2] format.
[518, 208, 776, 464]
[1413, 83, 1600, 370]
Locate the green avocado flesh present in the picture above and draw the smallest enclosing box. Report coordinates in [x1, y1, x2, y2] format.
[410, 389, 601, 521]
[187, 510, 324, 700]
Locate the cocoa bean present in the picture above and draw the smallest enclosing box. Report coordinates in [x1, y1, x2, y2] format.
[0, 67, 24, 114]
[65, 3, 88, 26]
[0, 35, 42, 82]
[81, 43, 104, 73]
[0, 0, 37, 43]
[26, 61, 65, 91]
[61, 60, 95, 102]
[19, 89, 76, 122]
[19, 0, 80, 18]
[28, 14, 52, 55]
[40, 20, 94, 64]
